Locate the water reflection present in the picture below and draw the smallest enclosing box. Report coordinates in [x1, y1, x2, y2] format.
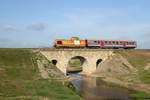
[69, 74, 131, 100]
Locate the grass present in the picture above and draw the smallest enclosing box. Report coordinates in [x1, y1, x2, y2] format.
[67, 59, 82, 71]
[0, 48, 82, 100]
[117, 50, 150, 84]
[130, 91, 150, 100]
[139, 70, 150, 84]
[68, 59, 82, 68]
[117, 50, 150, 69]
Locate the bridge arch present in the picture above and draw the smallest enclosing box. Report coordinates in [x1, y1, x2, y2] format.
[67, 56, 88, 73]
[96, 59, 103, 68]
[51, 59, 58, 65]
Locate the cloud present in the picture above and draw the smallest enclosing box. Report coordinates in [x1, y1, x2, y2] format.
[27, 23, 47, 31]
[1, 25, 17, 32]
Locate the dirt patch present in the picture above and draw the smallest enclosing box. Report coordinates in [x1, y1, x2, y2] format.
[36, 52, 66, 79]
[37, 60, 49, 79]
[144, 63, 150, 70]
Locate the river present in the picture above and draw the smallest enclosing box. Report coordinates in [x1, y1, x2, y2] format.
[68, 73, 134, 100]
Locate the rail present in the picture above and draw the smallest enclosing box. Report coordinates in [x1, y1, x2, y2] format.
[39, 48, 115, 51]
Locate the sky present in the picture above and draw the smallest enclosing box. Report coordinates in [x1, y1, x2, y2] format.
[0, 0, 150, 48]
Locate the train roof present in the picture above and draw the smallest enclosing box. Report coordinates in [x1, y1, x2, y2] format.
[55, 38, 136, 42]
[87, 40, 136, 42]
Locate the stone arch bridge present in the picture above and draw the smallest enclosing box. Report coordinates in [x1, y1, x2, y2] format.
[40, 49, 114, 75]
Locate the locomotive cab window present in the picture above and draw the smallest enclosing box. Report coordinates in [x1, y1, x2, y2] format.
[94, 41, 98, 44]
[57, 41, 62, 44]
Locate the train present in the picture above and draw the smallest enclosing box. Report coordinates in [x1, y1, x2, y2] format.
[54, 37, 137, 49]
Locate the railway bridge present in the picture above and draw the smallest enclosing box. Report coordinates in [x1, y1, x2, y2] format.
[40, 49, 114, 75]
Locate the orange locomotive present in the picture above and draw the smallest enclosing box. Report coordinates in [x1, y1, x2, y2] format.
[54, 37, 86, 48]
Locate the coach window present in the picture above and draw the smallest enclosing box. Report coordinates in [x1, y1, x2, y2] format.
[94, 41, 97, 44]
[112, 41, 115, 44]
[120, 42, 122, 45]
[130, 42, 132, 45]
[116, 41, 119, 45]
[109, 41, 111, 44]
[105, 41, 107, 44]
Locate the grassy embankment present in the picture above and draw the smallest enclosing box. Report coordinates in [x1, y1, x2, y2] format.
[117, 50, 150, 99]
[0, 49, 82, 100]
[118, 50, 150, 84]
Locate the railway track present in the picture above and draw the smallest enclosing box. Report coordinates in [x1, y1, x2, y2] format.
[39, 48, 116, 51]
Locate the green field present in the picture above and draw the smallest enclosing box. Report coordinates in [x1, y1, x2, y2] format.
[0, 49, 82, 100]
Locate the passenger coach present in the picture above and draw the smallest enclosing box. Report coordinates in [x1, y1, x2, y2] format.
[87, 40, 136, 49]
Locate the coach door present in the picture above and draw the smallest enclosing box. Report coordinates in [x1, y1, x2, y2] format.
[101, 41, 104, 48]
[123, 42, 126, 48]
